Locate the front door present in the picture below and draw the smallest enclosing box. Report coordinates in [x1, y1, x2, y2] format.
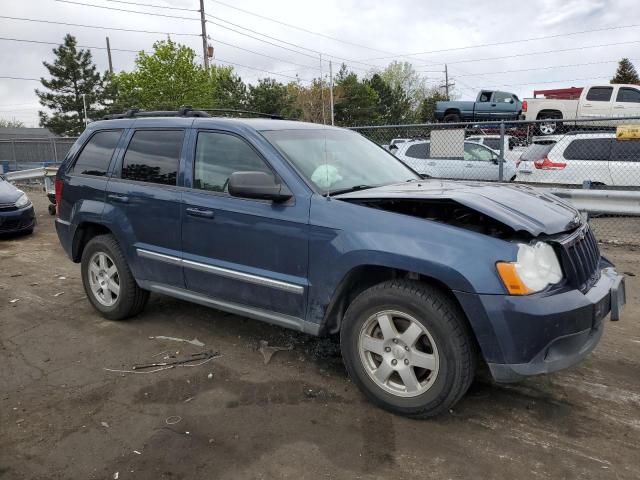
[181, 130, 310, 320]
[612, 86, 640, 118]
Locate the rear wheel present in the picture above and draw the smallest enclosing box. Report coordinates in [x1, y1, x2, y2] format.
[81, 234, 148, 320]
[443, 113, 461, 123]
[340, 280, 476, 417]
[537, 115, 561, 135]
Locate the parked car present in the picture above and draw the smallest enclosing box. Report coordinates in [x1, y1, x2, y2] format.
[523, 84, 640, 135]
[383, 138, 411, 152]
[55, 110, 625, 417]
[395, 139, 518, 181]
[435, 90, 523, 122]
[516, 132, 640, 186]
[0, 174, 35, 235]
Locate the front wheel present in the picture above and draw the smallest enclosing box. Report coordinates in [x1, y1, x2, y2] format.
[340, 280, 476, 418]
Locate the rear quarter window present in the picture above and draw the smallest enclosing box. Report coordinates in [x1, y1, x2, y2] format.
[121, 130, 184, 185]
[71, 129, 123, 176]
[585, 87, 613, 102]
[405, 143, 430, 159]
[563, 138, 611, 161]
[610, 140, 640, 162]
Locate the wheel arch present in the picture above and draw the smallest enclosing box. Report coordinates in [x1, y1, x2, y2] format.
[536, 109, 563, 120]
[71, 221, 113, 262]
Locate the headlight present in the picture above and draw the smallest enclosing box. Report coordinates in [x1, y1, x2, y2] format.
[496, 242, 563, 295]
[14, 192, 30, 208]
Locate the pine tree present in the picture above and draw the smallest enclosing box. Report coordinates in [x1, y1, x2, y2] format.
[611, 58, 640, 85]
[36, 34, 106, 136]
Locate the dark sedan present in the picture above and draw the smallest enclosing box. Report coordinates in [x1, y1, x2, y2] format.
[0, 174, 35, 235]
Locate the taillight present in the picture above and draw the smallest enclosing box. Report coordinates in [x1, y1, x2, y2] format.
[54, 178, 64, 217]
[522, 100, 527, 112]
[534, 157, 566, 170]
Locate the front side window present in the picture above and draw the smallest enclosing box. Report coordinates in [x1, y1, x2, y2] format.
[194, 132, 273, 192]
[585, 87, 613, 102]
[262, 129, 419, 193]
[563, 138, 611, 161]
[483, 138, 501, 151]
[616, 87, 640, 103]
[464, 143, 494, 162]
[72, 130, 123, 176]
[121, 130, 184, 185]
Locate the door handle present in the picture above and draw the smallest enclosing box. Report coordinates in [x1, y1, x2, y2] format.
[613, 105, 625, 109]
[186, 207, 215, 219]
[491, 103, 496, 107]
[108, 194, 129, 203]
[465, 163, 473, 168]
[427, 161, 436, 166]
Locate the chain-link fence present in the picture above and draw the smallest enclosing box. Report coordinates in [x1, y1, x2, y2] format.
[352, 116, 640, 245]
[0, 137, 77, 172]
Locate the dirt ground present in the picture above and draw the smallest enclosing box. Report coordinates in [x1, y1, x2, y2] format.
[1, 190, 639, 480]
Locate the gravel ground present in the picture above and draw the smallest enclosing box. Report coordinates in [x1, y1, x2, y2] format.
[1, 190, 639, 480]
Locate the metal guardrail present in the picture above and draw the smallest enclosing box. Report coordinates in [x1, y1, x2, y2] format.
[4, 166, 59, 182]
[548, 188, 640, 216]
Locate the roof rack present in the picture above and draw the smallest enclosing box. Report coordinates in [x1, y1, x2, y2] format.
[101, 106, 283, 121]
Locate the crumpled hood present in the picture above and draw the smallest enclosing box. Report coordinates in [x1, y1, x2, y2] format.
[335, 180, 582, 236]
[0, 179, 22, 204]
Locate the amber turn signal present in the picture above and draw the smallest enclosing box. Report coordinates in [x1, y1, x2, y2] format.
[496, 262, 532, 295]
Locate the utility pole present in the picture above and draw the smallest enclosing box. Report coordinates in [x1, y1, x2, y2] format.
[445, 64, 449, 100]
[319, 54, 326, 124]
[329, 60, 335, 126]
[105, 37, 113, 74]
[82, 94, 88, 126]
[199, 0, 209, 70]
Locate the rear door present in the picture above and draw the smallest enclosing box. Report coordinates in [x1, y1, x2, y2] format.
[579, 87, 614, 119]
[106, 128, 186, 287]
[612, 86, 640, 118]
[180, 130, 310, 320]
[458, 143, 499, 180]
[399, 142, 436, 176]
[609, 138, 640, 187]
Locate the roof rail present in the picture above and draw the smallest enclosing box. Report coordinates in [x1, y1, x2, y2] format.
[101, 106, 284, 121]
[200, 108, 283, 120]
[564, 129, 615, 136]
[102, 106, 211, 120]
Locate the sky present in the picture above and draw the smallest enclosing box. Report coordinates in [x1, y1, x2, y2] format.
[1, 0, 639, 127]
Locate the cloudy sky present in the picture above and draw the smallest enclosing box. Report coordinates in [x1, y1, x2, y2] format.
[1, 0, 639, 127]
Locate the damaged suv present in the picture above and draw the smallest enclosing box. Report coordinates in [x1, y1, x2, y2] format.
[54, 111, 626, 417]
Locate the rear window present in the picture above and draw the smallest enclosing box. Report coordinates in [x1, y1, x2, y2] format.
[405, 143, 430, 159]
[520, 144, 553, 161]
[563, 138, 611, 161]
[610, 140, 640, 162]
[121, 130, 184, 185]
[585, 87, 613, 102]
[71, 130, 123, 176]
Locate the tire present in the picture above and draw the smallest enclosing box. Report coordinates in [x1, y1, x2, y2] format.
[81, 234, 149, 320]
[48, 204, 56, 215]
[443, 113, 461, 123]
[537, 115, 560, 135]
[340, 280, 476, 418]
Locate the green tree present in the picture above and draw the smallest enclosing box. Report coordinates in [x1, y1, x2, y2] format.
[114, 39, 210, 110]
[380, 61, 429, 109]
[417, 89, 449, 123]
[367, 73, 413, 124]
[36, 34, 106, 136]
[0, 118, 25, 128]
[334, 67, 379, 126]
[247, 78, 296, 117]
[208, 65, 248, 109]
[611, 58, 640, 84]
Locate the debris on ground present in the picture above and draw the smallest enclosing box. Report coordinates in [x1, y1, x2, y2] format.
[53, 292, 64, 297]
[113, 472, 119, 480]
[100, 421, 109, 428]
[149, 335, 205, 347]
[258, 340, 293, 365]
[133, 450, 141, 455]
[165, 416, 182, 425]
[104, 350, 219, 374]
[9, 298, 20, 303]
[9, 273, 22, 278]
[207, 372, 213, 380]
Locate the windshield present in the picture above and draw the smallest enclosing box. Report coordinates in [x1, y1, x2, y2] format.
[262, 129, 419, 193]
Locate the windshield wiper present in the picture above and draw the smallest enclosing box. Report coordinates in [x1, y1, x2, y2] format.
[327, 184, 375, 196]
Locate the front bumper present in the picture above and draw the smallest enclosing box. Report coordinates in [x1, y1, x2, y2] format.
[456, 266, 625, 383]
[0, 204, 35, 234]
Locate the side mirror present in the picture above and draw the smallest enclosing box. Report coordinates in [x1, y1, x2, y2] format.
[228, 171, 292, 203]
[491, 154, 500, 164]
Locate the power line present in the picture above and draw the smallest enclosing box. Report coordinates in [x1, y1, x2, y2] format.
[104, 0, 198, 11]
[487, 75, 611, 89]
[0, 15, 200, 36]
[0, 76, 40, 81]
[0, 36, 139, 53]
[446, 39, 640, 65]
[54, 0, 199, 21]
[210, 37, 317, 70]
[212, 58, 312, 82]
[439, 58, 639, 78]
[366, 23, 640, 60]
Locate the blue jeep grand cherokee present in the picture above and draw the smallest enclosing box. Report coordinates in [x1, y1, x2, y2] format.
[54, 109, 625, 417]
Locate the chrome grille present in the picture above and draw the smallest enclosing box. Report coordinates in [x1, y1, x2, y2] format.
[558, 225, 601, 292]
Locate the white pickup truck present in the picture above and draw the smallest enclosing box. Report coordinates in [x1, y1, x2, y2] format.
[522, 84, 640, 135]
